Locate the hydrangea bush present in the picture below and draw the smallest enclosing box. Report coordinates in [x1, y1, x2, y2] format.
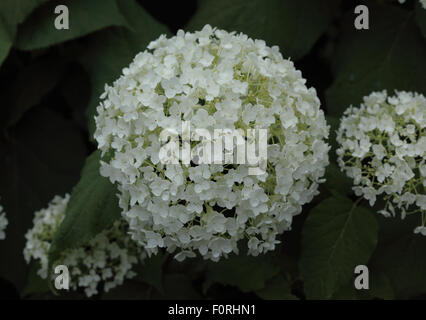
[337, 91, 426, 235]
[23, 195, 146, 297]
[1, 0, 425, 301]
[94, 25, 330, 261]
[0, 203, 7, 240]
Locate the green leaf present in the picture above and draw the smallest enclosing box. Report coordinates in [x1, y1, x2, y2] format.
[187, 0, 340, 60]
[370, 214, 426, 299]
[0, 0, 49, 27]
[21, 262, 49, 298]
[326, 4, 426, 116]
[101, 280, 151, 300]
[59, 63, 91, 130]
[135, 253, 166, 294]
[0, 18, 13, 67]
[369, 272, 395, 300]
[204, 254, 279, 293]
[7, 57, 66, 126]
[416, 1, 426, 38]
[0, 0, 49, 66]
[331, 282, 367, 300]
[15, 0, 128, 51]
[80, 0, 170, 140]
[300, 196, 378, 299]
[152, 274, 201, 299]
[324, 164, 353, 197]
[0, 108, 87, 290]
[255, 275, 297, 300]
[48, 150, 121, 267]
[331, 272, 394, 300]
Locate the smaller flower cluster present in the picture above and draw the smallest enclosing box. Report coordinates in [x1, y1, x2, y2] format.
[0, 203, 8, 240]
[337, 91, 426, 235]
[24, 195, 146, 297]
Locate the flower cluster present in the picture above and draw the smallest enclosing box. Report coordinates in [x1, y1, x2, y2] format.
[94, 25, 330, 261]
[337, 91, 426, 234]
[24, 195, 146, 297]
[0, 203, 7, 240]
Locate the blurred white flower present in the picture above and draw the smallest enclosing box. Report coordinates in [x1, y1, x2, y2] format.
[414, 226, 426, 236]
[399, 0, 426, 9]
[23, 195, 146, 297]
[0, 203, 8, 240]
[95, 25, 330, 261]
[337, 90, 426, 235]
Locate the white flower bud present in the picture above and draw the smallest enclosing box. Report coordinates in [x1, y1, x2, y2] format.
[0, 203, 8, 240]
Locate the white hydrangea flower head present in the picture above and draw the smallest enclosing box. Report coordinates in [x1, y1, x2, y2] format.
[23, 194, 146, 297]
[0, 203, 8, 240]
[94, 25, 330, 262]
[337, 90, 426, 233]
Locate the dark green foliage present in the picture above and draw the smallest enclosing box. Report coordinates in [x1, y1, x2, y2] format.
[300, 196, 378, 299]
[0, 0, 425, 300]
[187, 0, 340, 61]
[326, 3, 426, 116]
